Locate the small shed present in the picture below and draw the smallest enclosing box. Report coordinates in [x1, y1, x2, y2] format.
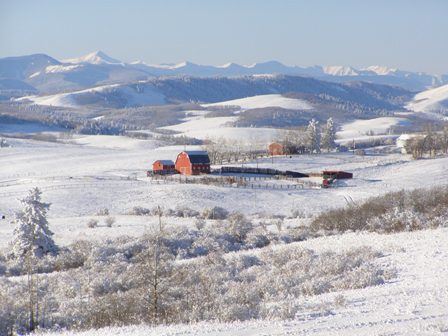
[268, 142, 284, 156]
[152, 160, 175, 174]
[322, 170, 353, 179]
[175, 151, 211, 175]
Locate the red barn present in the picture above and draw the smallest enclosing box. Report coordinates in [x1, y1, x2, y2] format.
[175, 151, 211, 175]
[268, 142, 284, 156]
[152, 160, 175, 174]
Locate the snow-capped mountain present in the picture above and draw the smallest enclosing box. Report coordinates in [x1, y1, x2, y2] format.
[1, 51, 447, 98]
[63, 50, 122, 65]
[323, 65, 359, 76]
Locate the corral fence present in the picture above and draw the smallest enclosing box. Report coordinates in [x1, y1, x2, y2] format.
[148, 174, 322, 190]
[217, 166, 309, 178]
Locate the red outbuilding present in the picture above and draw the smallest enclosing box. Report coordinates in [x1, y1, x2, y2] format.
[152, 160, 176, 174]
[268, 142, 284, 156]
[175, 151, 211, 175]
[322, 170, 353, 179]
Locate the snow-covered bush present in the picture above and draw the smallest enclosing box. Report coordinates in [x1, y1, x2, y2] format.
[104, 217, 115, 227]
[87, 219, 98, 228]
[173, 206, 200, 218]
[311, 185, 448, 234]
[128, 206, 151, 216]
[201, 206, 229, 220]
[96, 208, 109, 216]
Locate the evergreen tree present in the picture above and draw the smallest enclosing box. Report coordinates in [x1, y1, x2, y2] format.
[306, 119, 321, 154]
[11, 187, 57, 258]
[322, 117, 336, 152]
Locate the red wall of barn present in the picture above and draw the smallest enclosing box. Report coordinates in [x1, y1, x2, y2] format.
[269, 143, 284, 156]
[175, 153, 192, 175]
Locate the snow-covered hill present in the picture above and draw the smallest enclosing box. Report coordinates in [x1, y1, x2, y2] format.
[32, 228, 448, 336]
[406, 83, 448, 117]
[16, 83, 166, 108]
[13, 75, 411, 113]
[203, 94, 313, 111]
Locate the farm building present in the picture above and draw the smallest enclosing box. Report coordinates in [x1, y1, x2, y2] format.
[268, 142, 284, 156]
[152, 160, 176, 174]
[175, 151, 211, 175]
[322, 170, 353, 179]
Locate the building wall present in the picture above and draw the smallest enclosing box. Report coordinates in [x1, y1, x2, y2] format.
[175, 153, 193, 175]
[269, 143, 284, 156]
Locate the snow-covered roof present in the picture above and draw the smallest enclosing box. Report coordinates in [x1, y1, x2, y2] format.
[184, 151, 209, 156]
[155, 160, 174, 165]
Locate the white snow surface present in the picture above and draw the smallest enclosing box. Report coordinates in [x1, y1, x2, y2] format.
[337, 117, 408, 139]
[63, 50, 122, 65]
[45, 64, 83, 73]
[34, 227, 448, 336]
[15, 83, 165, 108]
[323, 65, 359, 76]
[1, 134, 448, 249]
[406, 84, 448, 116]
[362, 65, 399, 76]
[160, 116, 238, 133]
[203, 94, 313, 111]
[178, 126, 283, 143]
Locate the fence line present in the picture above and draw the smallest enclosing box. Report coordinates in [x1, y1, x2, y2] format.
[149, 174, 321, 190]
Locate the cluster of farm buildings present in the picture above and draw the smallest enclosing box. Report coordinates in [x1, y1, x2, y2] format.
[152, 151, 211, 176]
[152, 143, 292, 176]
[150, 147, 353, 187]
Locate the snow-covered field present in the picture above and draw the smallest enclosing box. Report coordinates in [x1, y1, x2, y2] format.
[203, 94, 313, 111]
[337, 117, 408, 139]
[2, 127, 448, 336]
[36, 227, 448, 336]
[1, 133, 448, 249]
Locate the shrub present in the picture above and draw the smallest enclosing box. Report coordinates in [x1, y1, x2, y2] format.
[128, 206, 151, 216]
[96, 208, 109, 216]
[174, 206, 200, 218]
[310, 185, 448, 234]
[105, 217, 115, 227]
[202, 206, 229, 220]
[87, 219, 98, 228]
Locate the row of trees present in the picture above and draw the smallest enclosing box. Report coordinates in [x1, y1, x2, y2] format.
[279, 117, 336, 154]
[405, 126, 448, 159]
[203, 117, 338, 164]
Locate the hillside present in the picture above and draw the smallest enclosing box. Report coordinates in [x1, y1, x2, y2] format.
[15, 75, 412, 113]
[406, 83, 448, 118]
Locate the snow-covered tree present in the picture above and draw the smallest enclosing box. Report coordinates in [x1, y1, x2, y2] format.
[321, 117, 336, 152]
[306, 119, 321, 154]
[10, 187, 57, 259]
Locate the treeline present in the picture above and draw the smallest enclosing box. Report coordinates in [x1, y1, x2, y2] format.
[405, 126, 448, 159]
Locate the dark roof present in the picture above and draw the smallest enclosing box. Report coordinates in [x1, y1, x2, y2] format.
[184, 151, 210, 164]
[155, 160, 174, 165]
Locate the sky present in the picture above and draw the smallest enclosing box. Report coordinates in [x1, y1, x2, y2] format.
[1, 0, 447, 74]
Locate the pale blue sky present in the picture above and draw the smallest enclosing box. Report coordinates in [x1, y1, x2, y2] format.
[1, 0, 447, 73]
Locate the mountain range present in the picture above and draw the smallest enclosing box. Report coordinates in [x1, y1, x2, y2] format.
[1, 51, 447, 98]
